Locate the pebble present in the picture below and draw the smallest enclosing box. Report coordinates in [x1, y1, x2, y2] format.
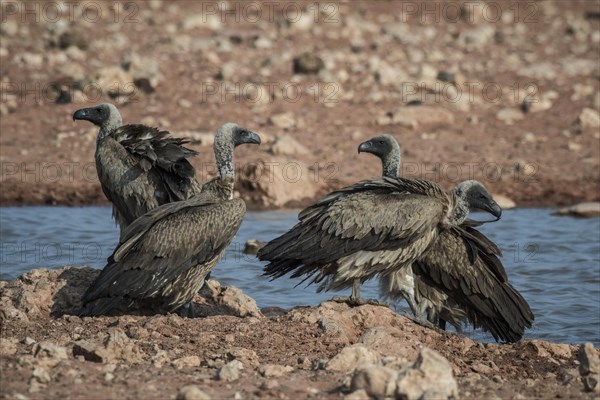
[177, 385, 211, 400]
[218, 360, 243, 382]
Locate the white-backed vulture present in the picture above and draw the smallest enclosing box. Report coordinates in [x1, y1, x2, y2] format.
[79, 124, 260, 316]
[359, 134, 533, 342]
[73, 103, 201, 233]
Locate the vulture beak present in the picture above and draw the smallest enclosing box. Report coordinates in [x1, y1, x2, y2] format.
[72, 108, 89, 121]
[247, 132, 261, 145]
[358, 141, 372, 154]
[483, 199, 502, 221]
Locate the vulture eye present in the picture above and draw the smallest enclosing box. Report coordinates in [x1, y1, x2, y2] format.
[379, 140, 385, 145]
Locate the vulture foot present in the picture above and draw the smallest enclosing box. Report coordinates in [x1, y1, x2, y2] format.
[406, 314, 448, 335]
[330, 295, 391, 308]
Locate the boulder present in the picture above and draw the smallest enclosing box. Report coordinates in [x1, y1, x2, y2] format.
[553, 202, 600, 218]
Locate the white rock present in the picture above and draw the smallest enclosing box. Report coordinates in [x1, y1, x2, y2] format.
[395, 348, 458, 400]
[496, 108, 524, 124]
[269, 112, 297, 130]
[576, 108, 600, 129]
[270, 135, 309, 156]
[326, 344, 380, 373]
[259, 364, 294, 378]
[177, 385, 211, 400]
[218, 360, 244, 382]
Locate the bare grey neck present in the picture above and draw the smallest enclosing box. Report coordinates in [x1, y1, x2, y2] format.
[214, 133, 235, 178]
[382, 146, 401, 178]
[98, 112, 123, 141]
[452, 188, 470, 225]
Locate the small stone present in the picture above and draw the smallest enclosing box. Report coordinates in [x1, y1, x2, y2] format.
[177, 385, 211, 400]
[270, 135, 309, 156]
[345, 389, 370, 400]
[178, 99, 192, 108]
[32, 367, 51, 383]
[351, 365, 399, 398]
[260, 379, 280, 389]
[576, 108, 600, 129]
[259, 364, 294, 378]
[396, 348, 458, 400]
[33, 341, 68, 360]
[72, 340, 105, 363]
[172, 355, 201, 369]
[268, 113, 297, 130]
[218, 360, 243, 382]
[496, 108, 524, 124]
[326, 344, 379, 373]
[293, 52, 325, 74]
[1, 20, 18, 36]
[58, 30, 88, 50]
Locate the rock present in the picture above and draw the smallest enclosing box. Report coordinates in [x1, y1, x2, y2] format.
[268, 113, 297, 130]
[182, 13, 221, 31]
[243, 240, 264, 255]
[227, 348, 260, 369]
[172, 356, 201, 369]
[553, 202, 600, 218]
[259, 364, 294, 378]
[395, 348, 458, 400]
[121, 52, 161, 93]
[459, 25, 495, 47]
[344, 389, 370, 400]
[260, 379, 280, 390]
[293, 53, 324, 74]
[575, 108, 600, 129]
[377, 106, 455, 128]
[493, 194, 516, 209]
[351, 365, 399, 398]
[496, 108, 524, 124]
[0, 20, 18, 36]
[270, 135, 310, 156]
[240, 159, 322, 208]
[86, 66, 135, 98]
[177, 385, 211, 400]
[198, 280, 262, 318]
[177, 99, 192, 108]
[72, 340, 107, 363]
[58, 30, 88, 50]
[518, 62, 557, 80]
[33, 341, 68, 360]
[579, 342, 600, 393]
[326, 344, 380, 373]
[32, 367, 51, 383]
[218, 360, 243, 382]
[0, 338, 18, 356]
[184, 131, 214, 147]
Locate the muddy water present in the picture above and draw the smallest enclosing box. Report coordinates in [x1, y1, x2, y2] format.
[1, 206, 598, 345]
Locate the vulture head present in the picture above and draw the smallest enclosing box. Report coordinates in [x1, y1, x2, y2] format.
[73, 103, 122, 136]
[358, 134, 401, 177]
[216, 123, 261, 149]
[214, 123, 261, 177]
[455, 180, 502, 221]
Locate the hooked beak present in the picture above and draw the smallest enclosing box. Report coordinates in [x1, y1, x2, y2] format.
[483, 200, 502, 221]
[358, 141, 372, 154]
[72, 108, 89, 121]
[247, 132, 261, 145]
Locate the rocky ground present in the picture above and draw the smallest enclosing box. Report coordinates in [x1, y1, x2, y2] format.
[0, 267, 599, 400]
[1, 0, 599, 209]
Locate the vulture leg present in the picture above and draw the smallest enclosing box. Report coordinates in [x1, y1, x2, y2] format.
[178, 301, 195, 318]
[438, 319, 447, 331]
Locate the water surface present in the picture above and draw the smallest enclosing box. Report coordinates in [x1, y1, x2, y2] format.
[1, 206, 599, 345]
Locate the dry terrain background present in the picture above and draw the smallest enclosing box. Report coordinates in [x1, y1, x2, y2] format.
[0, 0, 599, 208]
